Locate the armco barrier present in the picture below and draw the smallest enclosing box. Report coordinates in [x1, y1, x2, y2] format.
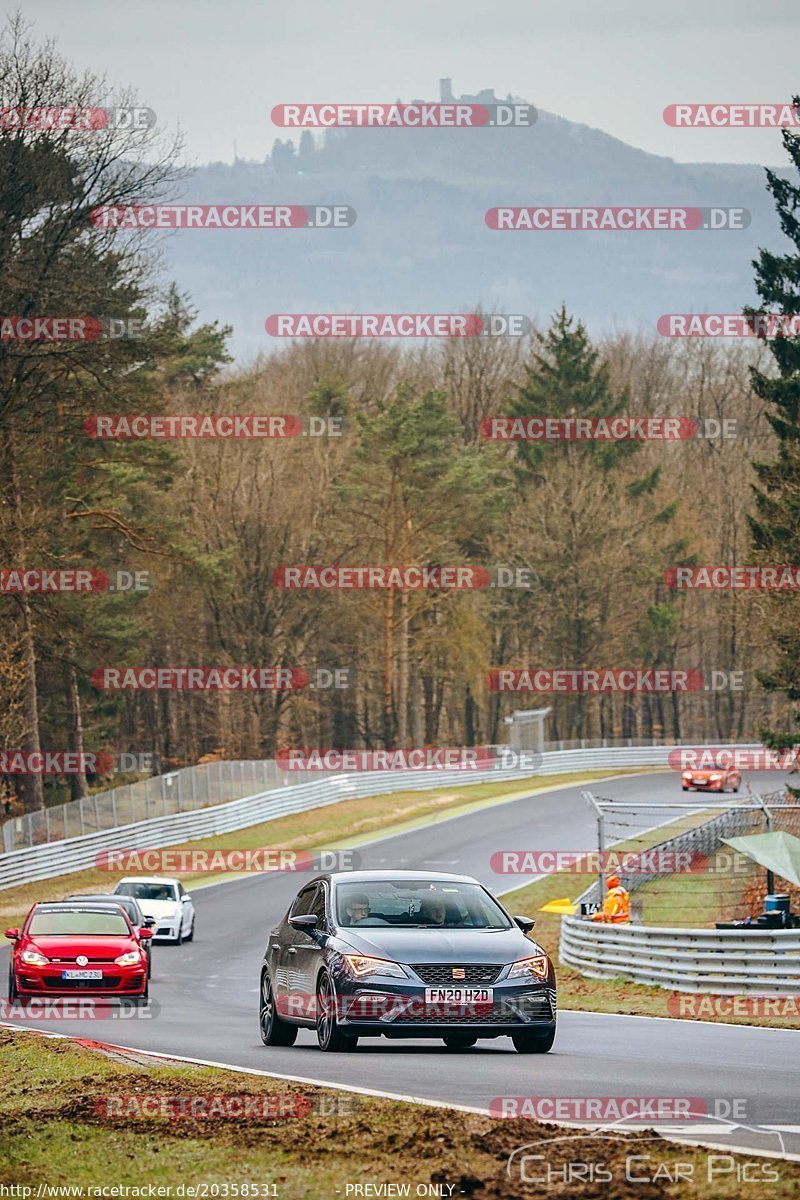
[559, 916, 800, 995]
[0, 743, 759, 891]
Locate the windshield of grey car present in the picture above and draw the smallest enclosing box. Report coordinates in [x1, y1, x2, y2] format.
[335, 880, 511, 928]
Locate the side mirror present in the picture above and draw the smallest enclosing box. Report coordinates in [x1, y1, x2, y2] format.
[144, 917, 157, 927]
[513, 915, 536, 933]
[289, 914, 318, 933]
[4, 927, 19, 940]
[138, 927, 154, 940]
[182, 895, 192, 903]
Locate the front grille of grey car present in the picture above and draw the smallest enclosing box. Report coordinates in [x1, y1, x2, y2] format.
[411, 963, 503, 985]
[398, 1002, 523, 1024]
[395, 994, 552, 1024]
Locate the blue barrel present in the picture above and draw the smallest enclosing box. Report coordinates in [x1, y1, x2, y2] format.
[765, 894, 790, 915]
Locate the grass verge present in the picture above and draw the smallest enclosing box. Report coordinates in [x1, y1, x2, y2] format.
[1, 1028, 796, 1199]
[632, 844, 759, 927]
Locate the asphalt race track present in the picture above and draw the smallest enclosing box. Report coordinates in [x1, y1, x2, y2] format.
[4, 770, 800, 1160]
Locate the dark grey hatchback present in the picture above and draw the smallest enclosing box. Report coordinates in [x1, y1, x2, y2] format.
[259, 870, 556, 1053]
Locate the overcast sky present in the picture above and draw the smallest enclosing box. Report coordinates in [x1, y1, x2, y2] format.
[6, 0, 799, 167]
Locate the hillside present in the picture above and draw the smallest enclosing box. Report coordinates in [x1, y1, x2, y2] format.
[160, 85, 787, 360]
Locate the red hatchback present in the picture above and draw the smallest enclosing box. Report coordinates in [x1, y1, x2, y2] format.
[681, 760, 741, 793]
[5, 902, 151, 1002]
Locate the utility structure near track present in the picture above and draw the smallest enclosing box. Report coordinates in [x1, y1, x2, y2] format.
[561, 790, 800, 994]
[578, 788, 800, 921]
[504, 708, 551, 755]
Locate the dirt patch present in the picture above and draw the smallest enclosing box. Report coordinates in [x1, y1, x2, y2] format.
[1, 1028, 797, 1199]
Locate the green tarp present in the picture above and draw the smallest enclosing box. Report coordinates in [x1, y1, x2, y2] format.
[721, 830, 800, 888]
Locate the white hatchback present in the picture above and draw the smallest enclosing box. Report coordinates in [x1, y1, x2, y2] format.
[113, 877, 195, 944]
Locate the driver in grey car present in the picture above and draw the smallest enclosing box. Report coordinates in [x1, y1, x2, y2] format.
[344, 893, 372, 925]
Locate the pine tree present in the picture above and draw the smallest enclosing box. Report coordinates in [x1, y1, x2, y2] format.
[339, 386, 504, 745]
[747, 97, 800, 779]
[505, 307, 682, 739]
[509, 305, 638, 479]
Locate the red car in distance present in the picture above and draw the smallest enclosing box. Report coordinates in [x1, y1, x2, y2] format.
[681, 759, 741, 793]
[5, 902, 151, 1003]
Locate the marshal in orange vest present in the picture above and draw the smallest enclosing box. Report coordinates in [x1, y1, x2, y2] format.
[591, 873, 631, 924]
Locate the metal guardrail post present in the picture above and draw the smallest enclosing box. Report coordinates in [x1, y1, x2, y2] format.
[749, 783, 775, 893]
[582, 790, 606, 899]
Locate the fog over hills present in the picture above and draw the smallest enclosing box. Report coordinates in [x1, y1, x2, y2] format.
[160, 81, 787, 361]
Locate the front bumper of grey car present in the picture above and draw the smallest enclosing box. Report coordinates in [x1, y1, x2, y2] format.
[327, 959, 557, 1038]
